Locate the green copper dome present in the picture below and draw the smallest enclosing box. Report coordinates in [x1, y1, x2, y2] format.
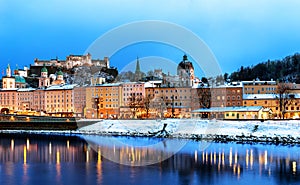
[41, 64, 48, 73]
[57, 70, 63, 76]
[15, 75, 26, 83]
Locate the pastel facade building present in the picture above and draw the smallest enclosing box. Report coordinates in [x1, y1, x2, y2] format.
[73, 86, 86, 118]
[85, 84, 122, 119]
[120, 82, 145, 118]
[243, 93, 300, 119]
[44, 85, 76, 117]
[17, 88, 35, 111]
[145, 87, 192, 118]
[242, 80, 277, 94]
[210, 84, 243, 107]
[0, 89, 17, 113]
[192, 106, 272, 119]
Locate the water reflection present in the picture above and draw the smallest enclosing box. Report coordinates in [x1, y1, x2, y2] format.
[0, 133, 300, 185]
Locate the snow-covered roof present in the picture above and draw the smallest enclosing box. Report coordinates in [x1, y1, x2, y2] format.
[17, 88, 36, 92]
[0, 88, 18, 91]
[243, 93, 300, 99]
[243, 94, 277, 100]
[95, 83, 122, 87]
[46, 84, 78, 90]
[242, 80, 277, 85]
[212, 83, 243, 88]
[144, 80, 162, 88]
[192, 106, 263, 113]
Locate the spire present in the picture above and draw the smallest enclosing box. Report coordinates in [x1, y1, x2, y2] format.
[134, 57, 142, 81]
[6, 64, 11, 77]
[135, 56, 141, 74]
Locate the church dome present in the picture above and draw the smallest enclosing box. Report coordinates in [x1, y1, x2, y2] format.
[41, 65, 48, 73]
[177, 55, 194, 70]
[57, 70, 63, 76]
[15, 75, 26, 83]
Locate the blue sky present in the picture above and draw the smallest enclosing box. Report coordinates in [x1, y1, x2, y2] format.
[1, 0, 300, 78]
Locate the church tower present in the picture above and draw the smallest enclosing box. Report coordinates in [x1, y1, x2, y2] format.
[134, 57, 142, 81]
[177, 54, 194, 87]
[2, 64, 15, 89]
[6, 64, 11, 77]
[39, 64, 50, 88]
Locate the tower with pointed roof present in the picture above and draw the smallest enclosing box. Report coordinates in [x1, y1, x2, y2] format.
[6, 64, 11, 77]
[134, 57, 142, 81]
[2, 64, 15, 89]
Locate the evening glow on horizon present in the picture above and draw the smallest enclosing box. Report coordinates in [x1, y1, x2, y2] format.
[1, 0, 300, 76]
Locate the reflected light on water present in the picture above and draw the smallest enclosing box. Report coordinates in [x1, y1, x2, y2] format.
[292, 161, 297, 174]
[49, 142, 52, 155]
[26, 139, 30, 151]
[11, 139, 14, 151]
[250, 149, 254, 169]
[23, 146, 27, 164]
[264, 150, 268, 169]
[56, 151, 60, 164]
[97, 148, 103, 184]
[1, 135, 300, 185]
[229, 147, 232, 167]
[86, 150, 89, 163]
[234, 150, 238, 164]
[246, 149, 249, 169]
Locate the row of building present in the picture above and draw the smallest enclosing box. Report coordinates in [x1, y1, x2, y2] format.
[1, 76, 300, 119]
[1, 54, 300, 119]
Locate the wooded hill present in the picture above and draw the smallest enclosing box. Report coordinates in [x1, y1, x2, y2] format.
[229, 53, 300, 83]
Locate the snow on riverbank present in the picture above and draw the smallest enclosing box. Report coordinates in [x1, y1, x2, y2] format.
[1, 119, 300, 143]
[78, 119, 300, 139]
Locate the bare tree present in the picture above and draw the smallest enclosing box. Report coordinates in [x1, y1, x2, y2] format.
[276, 83, 294, 119]
[143, 95, 153, 118]
[197, 86, 211, 109]
[128, 94, 144, 118]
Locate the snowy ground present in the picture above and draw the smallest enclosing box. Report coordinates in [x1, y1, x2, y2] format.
[77, 119, 300, 141]
[1, 119, 300, 143]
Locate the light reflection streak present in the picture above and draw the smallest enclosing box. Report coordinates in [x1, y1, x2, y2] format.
[67, 140, 70, 149]
[292, 161, 297, 174]
[250, 149, 254, 169]
[49, 142, 52, 155]
[234, 150, 238, 164]
[11, 139, 14, 151]
[23, 146, 27, 164]
[229, 147, 232, 167]
[26, 138, 30, 151]
[246, 149, 249, 169]
[97, 148, 102, 184]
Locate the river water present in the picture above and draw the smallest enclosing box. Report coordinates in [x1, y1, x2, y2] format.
[0, 133, 299, 185]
